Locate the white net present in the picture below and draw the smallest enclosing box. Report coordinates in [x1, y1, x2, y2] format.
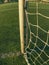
[24, 0, 49, 65]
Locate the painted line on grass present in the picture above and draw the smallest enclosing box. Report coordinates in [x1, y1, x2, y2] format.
[0, 51, 21, 58]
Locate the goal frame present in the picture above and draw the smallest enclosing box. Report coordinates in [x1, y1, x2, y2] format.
[19, 0, 25, 54]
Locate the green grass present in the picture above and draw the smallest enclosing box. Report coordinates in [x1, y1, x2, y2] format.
[0, 3, 20, 53]
[0, 2, 27, 65]
[0, 55, 27, 65]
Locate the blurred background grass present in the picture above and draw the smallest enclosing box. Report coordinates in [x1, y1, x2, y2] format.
[0, 2, 27, 65]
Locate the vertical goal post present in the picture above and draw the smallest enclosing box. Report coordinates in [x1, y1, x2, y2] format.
[19, 0, 25, 54]
[19, 0, 49, 65]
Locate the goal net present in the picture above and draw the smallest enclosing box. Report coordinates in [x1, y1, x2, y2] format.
[24, 0, 49, 65]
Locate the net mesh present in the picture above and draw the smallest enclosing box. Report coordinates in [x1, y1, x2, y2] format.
[24, 0, 49, 65]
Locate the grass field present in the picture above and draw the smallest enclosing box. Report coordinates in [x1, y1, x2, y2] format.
[0, 3, 19, 53]
[0, 2, 27, 65]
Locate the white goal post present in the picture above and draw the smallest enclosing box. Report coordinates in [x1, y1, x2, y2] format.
[19, 0, 25, 54]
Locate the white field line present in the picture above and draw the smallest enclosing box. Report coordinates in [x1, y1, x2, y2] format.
[0, 51, 21, 58]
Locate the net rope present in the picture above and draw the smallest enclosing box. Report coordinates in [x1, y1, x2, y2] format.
[24, 1, 49, 65]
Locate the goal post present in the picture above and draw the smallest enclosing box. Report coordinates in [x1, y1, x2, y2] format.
[19, 0, 49, 65]
[19, 0, 25, 54]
